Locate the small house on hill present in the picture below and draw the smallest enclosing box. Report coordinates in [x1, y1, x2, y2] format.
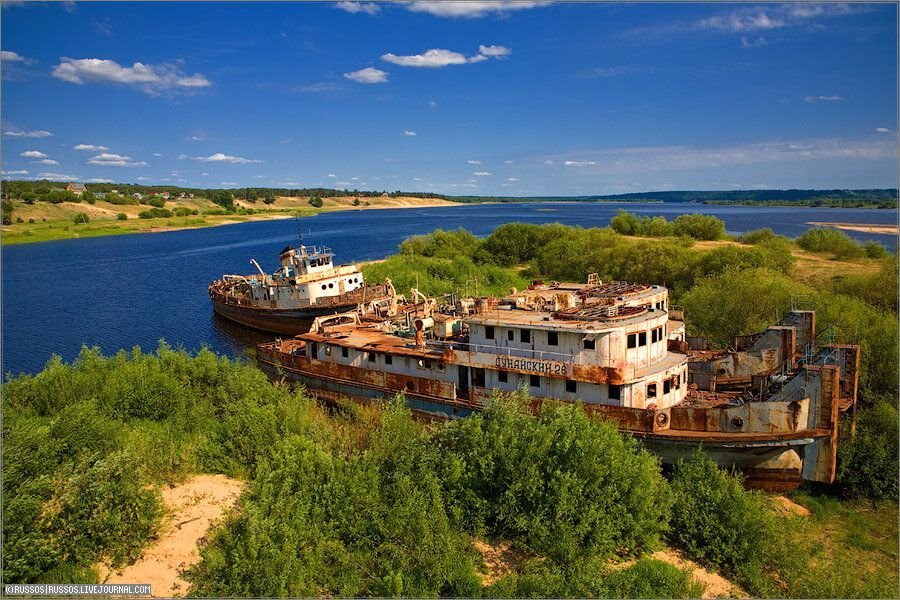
[66, 182, 86, 195]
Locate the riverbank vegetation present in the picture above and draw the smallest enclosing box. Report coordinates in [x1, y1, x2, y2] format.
[3, 347, 896, 597]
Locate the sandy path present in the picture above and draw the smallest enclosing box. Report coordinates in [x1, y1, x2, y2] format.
[99, 474, 244, 598]
[651, 548, 746, 598]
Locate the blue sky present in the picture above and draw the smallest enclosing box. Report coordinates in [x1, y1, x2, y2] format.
[1, 1, 897, 195]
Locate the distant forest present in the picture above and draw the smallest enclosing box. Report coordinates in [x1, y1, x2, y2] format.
[1, 179, 895, 208]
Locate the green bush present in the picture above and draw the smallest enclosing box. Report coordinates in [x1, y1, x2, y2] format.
[308, 196, 324, 208]
[672, 213, 726, 240]
[72, 213, 90, 224]
[797, 228, 867, 259]
[138, 207, 173, 219]
[400, 227, 482, 259]
[436, 395, 671, 563]
[116, 212, 128, 221]
[668, 451, 774, 574]
[362, 254, 528, 298]
[838, 399, 899, 501]
[173, 207, 197, 217]
[739, 227, 787, 244]
[146, 196, 166, 208]
[105, 194, 139, 206]
[599, 558, 705, 599]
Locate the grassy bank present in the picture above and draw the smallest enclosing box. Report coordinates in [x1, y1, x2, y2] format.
[0, 195, 456, 245]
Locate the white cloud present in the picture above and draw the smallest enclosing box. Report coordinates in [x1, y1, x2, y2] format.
[698, 9, 784, 32]
[2, 169, 28, 175]
[403, 130, 417, 136]
[200, 172, 209, 176]
[153, 152, 163, 156]
[177, 154, 188, 160]
[4, 129, 52, 138]
[74, 143, 109, 151]
[88, 152, 148, 167]
[328, 173, 337, 177]
[220, 182, 237, 186]
[1, 50, 34, 64]
[467, 159, 481, 165]
[543, 160, 554, 165]
[193, 152, 263, 164]
[382, 48, 472, 68]
[506, 177, 520, 181]
[36, 159, 59, 165]
[428, 99, 438, 107]
[51, 57, 211, 94]
[85, 177, 114, 183]
[190, 135, 205, 141]
[413, 177, 422, 181]
[576, 66, 638, 78]
[876, 127, 892, 133]
[343, 66, 388, 83]
[405, 1, 550, 18]
[740, 36, 768, 48]
[293, 82, 342, 93]
[478, 44, 511, 58]
[37, 172, 78, 181]
[473, 171, 492, 176]
[20, 150, 47, 158]
[564, 160, 598, 167]
[804, 95, 843, 103]
[136, 176, 151, 181]
[335, 1, 380, 15]
[504, 160, 514, 164]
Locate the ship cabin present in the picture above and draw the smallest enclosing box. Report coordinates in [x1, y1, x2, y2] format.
[258, 280, 689, 413]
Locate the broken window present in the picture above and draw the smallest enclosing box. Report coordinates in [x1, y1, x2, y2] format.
[627, 334, 637, 349]
[565, 379, 577, 393]
[548, 331, 559, 346]
[647, 383, 657, 398]
[485, 326, 495, 340]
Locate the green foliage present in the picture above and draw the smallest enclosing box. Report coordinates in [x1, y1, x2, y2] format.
[609, 210, 726, 240]
[436, 395, 671, 563]
[668, 450, 774, 575]
[187, 401, 481, 597]
[172, 206, 198, 217]
[72, 212, 90, 224]
[362, 254, 529, 298]
[797, 228, 868, 259]
[42, 190, 80, 204]
[138, 207, 173, 219]
[839, 399, 899, 501]
[477, 222, 571, 267]
[81, 191, 96, 204]
[599, 558, 705, 599]
[116, 212, 128, 221]
[400, 227, 482, 259]
[146, 196, 166, 208]
[308, 195, 324, 208]
[104, 194, 139, 206]
[832, 257, 898, 313]
[739, 227, 787, 244]
[263, 193, 277, 205]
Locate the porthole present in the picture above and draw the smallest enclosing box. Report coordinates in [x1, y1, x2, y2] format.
[731, 416, 745, 429]
[656, 412, 669, 426]
[328, 282, 334, 289]
[321, 284, 327, 290]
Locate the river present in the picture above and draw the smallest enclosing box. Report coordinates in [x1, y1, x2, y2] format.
[2, 202, 895, 375]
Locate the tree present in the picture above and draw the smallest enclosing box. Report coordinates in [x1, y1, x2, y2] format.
[308, 196, 323, 208]
[73, 213, 90, 224]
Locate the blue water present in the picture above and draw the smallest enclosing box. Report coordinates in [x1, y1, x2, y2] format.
[3, 203, 896, 375]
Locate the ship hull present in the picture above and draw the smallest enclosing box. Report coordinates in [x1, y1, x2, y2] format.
[211, 298, 360, 336]
[256, 348, 816, 491]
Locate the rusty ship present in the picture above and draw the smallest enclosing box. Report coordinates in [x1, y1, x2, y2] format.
[208, 242, 392, 335]
[257, 277, 858, 491]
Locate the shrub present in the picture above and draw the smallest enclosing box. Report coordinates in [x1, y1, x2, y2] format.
[105, 194, 139, 206]
[28, 218, 34, 224]
[436, 395, 671, 563]
[668, 450, 774, 574]
[739, 227, 783, 244]
[138, 207, 173, 219]
[81, 191, 96, 205]
[599, 558, 705, 599]
[116, 213, 128, 221]
[672, 213, 726, 240]
[308, 196, 324, 208]
[173, 207, 197, 217]
[797, 228, 866, 260]
[146, 196, 166, 208]
[263, 194, 276, 205]
[16, 216, 23, 223]
[72, 213, 90, 224]
[838, 399, 899, 502]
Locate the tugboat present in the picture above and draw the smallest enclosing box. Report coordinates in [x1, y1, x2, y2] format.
[256, 277, 859, 491]
[208, 241, 393, 336]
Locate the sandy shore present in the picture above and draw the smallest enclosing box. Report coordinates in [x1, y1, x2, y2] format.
[807, 221, 898, 235]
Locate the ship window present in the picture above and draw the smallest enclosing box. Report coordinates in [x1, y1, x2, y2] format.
[530, 374, 540, 388]
[520, 329, 531, 343]
[609, 384, 622, 400]
[663, 379, 671, 394]
[385, 354, 392, 365]
[485, 326, 495, 340]
[321, 284, 327, 290]
[565, 379, 577, 393]
[583, 338, 595, 350]
[638, 332, 647, 346]
[325, 345, 332, 356]
[548, 331, 558, 346]
[368, 352, 376, 362]
[647, 383, 657, 398]
[498, 370, 508, 383]
[651, 329, 658, 343]
[328, 283, 334, 289]
[341, 347, 349, 358]
[474, 368, 486, 387]
[627, 334, 637, 349]
[507, 330, 514, 341]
